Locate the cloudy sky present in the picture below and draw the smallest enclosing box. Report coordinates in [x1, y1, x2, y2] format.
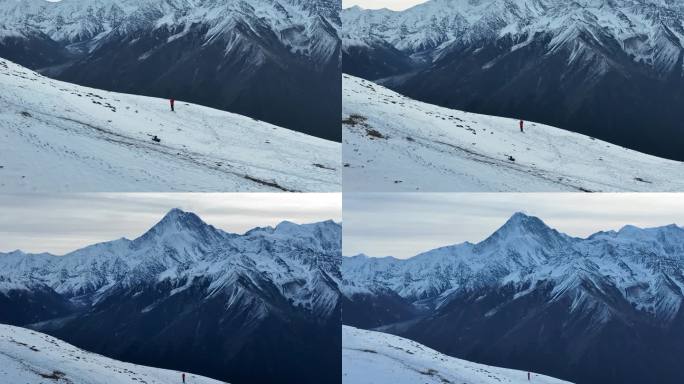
[344, 193, 684, 258]
[343, 0, 428, 10]
[0, 193, 341, 255]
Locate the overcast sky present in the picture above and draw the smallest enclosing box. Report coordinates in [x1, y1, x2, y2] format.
[344, 193, 684, 259]
[343, 0, 428, 11]
[0, 193, 341, 255]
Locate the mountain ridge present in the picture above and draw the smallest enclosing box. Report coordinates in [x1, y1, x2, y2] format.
[342, 212, 684, 309]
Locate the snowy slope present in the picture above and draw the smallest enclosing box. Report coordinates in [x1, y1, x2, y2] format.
[0, 324, 226, 384]
[342, 74, 684, 192]
[343, 325, 571, 384]
[0, 58, 340, 192]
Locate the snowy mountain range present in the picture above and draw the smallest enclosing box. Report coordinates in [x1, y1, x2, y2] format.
[0, 209, 342, 384]
[0, 58, 340, 192]
[343, 74, 684, 192]
[0, 0, 341, 140]
[342, 0, 684, 160]
[342, 212, 684, 384]
[343, 325, 571, 384]
[0, 324, 227, 384]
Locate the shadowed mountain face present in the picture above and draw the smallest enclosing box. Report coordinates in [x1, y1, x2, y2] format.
[342, 0, 684, 160]
[0, 0, 341, 141]
[342, 213, 684, 384]
[0, 209, 342, 384]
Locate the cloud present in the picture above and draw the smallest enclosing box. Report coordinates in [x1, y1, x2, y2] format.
[0, 193, 341, 255]
[343, 193, 684, 259]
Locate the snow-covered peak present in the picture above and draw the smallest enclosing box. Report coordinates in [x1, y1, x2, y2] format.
[490, 212, 553, 237]
[478, 212, 571, 251]
[137, 208, 224, 242]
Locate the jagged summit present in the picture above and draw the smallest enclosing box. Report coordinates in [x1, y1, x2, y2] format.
[480, 212, 570, 247]
[496, 212, 549, 233]
[143, 208, 215, 236]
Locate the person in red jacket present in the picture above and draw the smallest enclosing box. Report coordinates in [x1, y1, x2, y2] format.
[170, 98, 175, 112]
[519, 119, 524, 133]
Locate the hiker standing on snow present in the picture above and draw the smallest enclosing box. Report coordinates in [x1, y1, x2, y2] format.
[527, 371, 531, 381]
[170, 98, 175, 112]
[182, 372, 186, 383]
[519, 119, 524, 133]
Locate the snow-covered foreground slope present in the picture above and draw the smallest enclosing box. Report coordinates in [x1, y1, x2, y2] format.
[0, 58, 340, 192]
[343, 326, 571, 384]
[0, 324, 226, 384]
[343, 74, 684, 192]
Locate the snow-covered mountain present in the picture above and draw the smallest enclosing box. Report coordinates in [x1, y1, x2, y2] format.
[0, 58, 340, 192]
[0, 0, 339, 61]
[0, 208, 341, 318]
[342, 212, 684, 383]
[343, 325, 572, 384]
[0, 324, 227, 384]
[342, 0, 684, 161]
[343, 74, 684, 192]
[0, 209, 342, 384]
[0, 0, 341, 140]
[343, 212, 684, 321]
